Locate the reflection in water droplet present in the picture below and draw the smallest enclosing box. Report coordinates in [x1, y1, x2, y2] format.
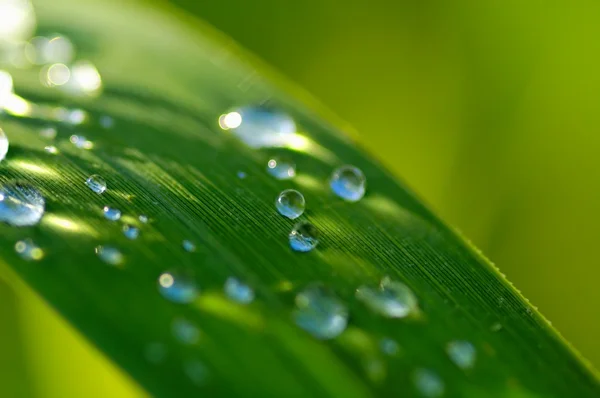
[95, 245, 124, 265]
[85, 174, 106, 194]
[172, 318, 200, 345]
[267, 156, 296, 180]
[356, 277, 418, 318]
[330, 165, 366, 202]
[103, 206, 121, 221]
[182, 240, 196, 252]
[39, 127, 57, 140]
[224, 277, 255, 304]
[413, 369, 444, 397]
[380, 338, 400, 356]
[158, 270, 199, 304]
[276, 189, 305, 219]
[184, 359, 210, 386]
[0, 182, 45, 226]
[145, 342, 167, 364]
[294, 284, 348, 339]
[0, 128, 8, 161]
[44, 145, 58, 154]
[289, 222, 319, 252]
[139, 214, 149, 223]
[69, 134, 93, 149]
[15, 238, 43, 260]
[446, 340, 476, 370]
[223, 106, 296, 148]
[123, 224, 139, 240]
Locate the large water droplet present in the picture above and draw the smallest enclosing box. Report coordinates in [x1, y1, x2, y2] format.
[356, 277, 418, 318]
[276, 189, 305, 219]
[289, 222, 319, 252]
[222, 106, 296, 148]
[158, 270, 199, 304]
[0, 128, 9, 162]
[446, 340, 476, 370]
[95, 245, 124, 265]
[294, 284, 348, 339]
[267, 156, 296, 180]
[123, 224, 139, 240]
[0, 182, 45, 226]
[103, 206, 121, 221]
[15, 238, 44, 261]
[172, 318, 200, 345]
[330, 165, 366, 202]
[224, 277, 255, 304]
[85, 174, 106, 194]
[413, 369, 444, 397]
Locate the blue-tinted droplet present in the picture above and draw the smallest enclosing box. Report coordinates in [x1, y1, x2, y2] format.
[289, 222, 319, 252]
[222, 106, 296, 148]
[0, 182, 45, 226]
[182, 240, 196, 252]
[356, 277, 418, 318]
[86, 174, 106, 194]
[95, 245, 124, 265]
[123, 224, 139, 240]
[99, 115, 114, 128]
[294, 284, 348, 339]
[15, 238, 44, 261]
[237, 171, 247, 179]
[103, 206, 121, 221]
[172, 318, 201, 345]
[380, 338, 400, 356]
[158, 270, 199, 304]
[446, 340, 476, 370]
[224, 277, 255, 304]
[139, 214, 149, 223]
[276, 189, 305, 219]
[267, 156, 296, 180]
[413, 369, 444, 397]
[330, 165, 366, 202]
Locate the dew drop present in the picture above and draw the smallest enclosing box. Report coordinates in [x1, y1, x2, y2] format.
[224, 277, 255, 304]
[99, 115, 114, 129]
[222, 106, 296, 148]
[182, 240, 196, 252]
[158, 270, 199, 304]
[490, 322, 502, 332]
[380, 338, 400, 356]
[237, 171, 247, 179]
[138, 214, 149, 223]
[172, 318, 200, 345]
[413, 369, 444, 397]
[276, 189, 305, 219]
[103, 206, 121, 221]
[446, 340, 476, 370]
[267, 156, 296, 180]
[95, 245, 124, 265]
[184, 359, 210, 386]
[356, 277, 418, 318]
[289, 222, 319, 252]
[39, 127, 57, 140]
[15, 238, 44, 261]
[85, 174, 106, 194]
[0, 128, 9, 162]
[145, 342, 167, 364]
[123, 224, 139, 240]
[69, 134, 93, 149]
[0, 182, 45, 226]
[330, 165, 366, 202]
[294, 284, 348, 339]
[44, 145, 58, 154]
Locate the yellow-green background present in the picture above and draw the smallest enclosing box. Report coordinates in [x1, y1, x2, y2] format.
[2, 0, 600, 396]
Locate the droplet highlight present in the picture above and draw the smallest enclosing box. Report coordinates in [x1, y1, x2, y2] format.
[330, 165, 366, 202]
[222, 106, 296, 148]
[446, 340, 476, 370]
[182, 240, 196, 252]
[267, 156, 296, 180]
[0, 182, 45, 226]
[289, 222, 319, 252]
[85, 174, 106, 194]
[294, 284, 348, 339]
[15, 238, 44, 261]
[158, 270, 199, 304]
[224, 277, 255, 304]
[276, 189, 305, 219]
[95, 245, 124, 265]
[356, 277, 418, 318]
[103, 206, 121, 221]
[0, 128, 9, 162]
[380, 338, 400, 356]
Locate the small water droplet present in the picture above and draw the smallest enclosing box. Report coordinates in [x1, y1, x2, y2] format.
[184, 359, 210, 386]
[267, 156, 296, 180]
[330, 165, 366, 202]
[39, 127, 57, 140]
[0, 128, 9, 162]
[62, 61, 102, 96]
[289, 222, 319, 252]
[65, 109, 87, 125]
[446, 340, 476, 370]
[0, 182, 45, 226]
[182, 240, 196, 252]
[356, 277, 418, 318]
[224, 277, 255, 304]
[145, 342, 167, 364]
[95, 245, 124, 265]
[123, 224, 139, 240]
[103, 206, 121, 221]
[237, 171, 247, 179]
[99, 115, 114, 128]
[276, 189, 305, 219]
[158, 270, 199, 304]
[69, 134, 93, 149]
[139, 214, 149, 223]
[380, 338, 400, 356]
[44, 145, 58, 154]
[413, 369, 444, 397]
[86, 174, 106, 194]
[172, 318, 201, 345]
[222, 106, 296, 148]
[294, 284, 348, 339]
[15, 238, 44, 261]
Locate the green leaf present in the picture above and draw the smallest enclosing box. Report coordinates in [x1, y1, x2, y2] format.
[1, 0, 598, 397]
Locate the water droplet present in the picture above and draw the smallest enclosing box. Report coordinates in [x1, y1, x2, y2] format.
[276, 189, 305, 219]
[356, 277, 418, 318]
[267, 156, 296, 180]
[103, 206, 121, 221]
[145, 342, 167, 364]
[289, 222, 319, 252]
[330, 165, 366, 202]
[380, 338, 400, 356]
[237, 171, 247, 179]
[15, 238, 43, 260]
[0, 71, 14, 107]
[446, 340, 476, 370]
[64, 109, 87, 125]
[138, 214, 149, 223]
[0, 182, 45, 226]
[413, 369, 444, 397]
[95, 245, 124, 265]
[184, 359, 210, 386]
[99, 115, 114, 129]
[222, 106, 296, 148]
[61, 60, 102, 96]
[182, 240, 196, 252]
[294, 284, 348, 339]
[123, 224, 139, 240]
[39, 127, 57, 140]
[224, 277, 255, 304]
[85, 174, 106, 194]
[158, 270, 199, 304]
[172, 318, 200, 345]
[44, 145, 58, 154]
[69, 134, 93, 149]
[490, 322, 502, 332]
[0, 128, 9, 162]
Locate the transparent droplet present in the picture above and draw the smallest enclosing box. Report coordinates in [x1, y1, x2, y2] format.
[182, 240, 196, 252]
[289, 222, 319, 252]
[237, 171, 246, 179]
[356, 277, 418, 318]
[42, 63, 70, 86]
[172, 318, 200, 345]
[61, 60, 102, 96]
[39, 126, 57, 139]
[184, 359, 210, 386]
[103, 206, 121, 221]
[276, 189, 305, 219]
[294, 284, 348, 339]
[224, 277, 255, 304]
[123, 224, 139, 240]
[69, 134, 93, 149]
[44, 145, 58, 154]
[144, 342, 167, 364]
[158, 270, 199, 304]
[0, 127, 9, 162]
[446, 340, 476, 370]
[86, 174, 106, 194]
[64, 109, 87, 125]
[138, 214, 149, 223]
[222, 106, 296, 148]
[95, 245, 124, 266]
[330, 165, 366, 202]
[380, 338, 400, 356]
[15, 238, 43, 261]
[413, 369, 444, 397]
[99, 115, 114, 129]
[0, 182, 45, 226]
[267, 156, 296, 180]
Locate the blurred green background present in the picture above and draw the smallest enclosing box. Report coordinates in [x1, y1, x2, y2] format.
[1, 0, 599, 396]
